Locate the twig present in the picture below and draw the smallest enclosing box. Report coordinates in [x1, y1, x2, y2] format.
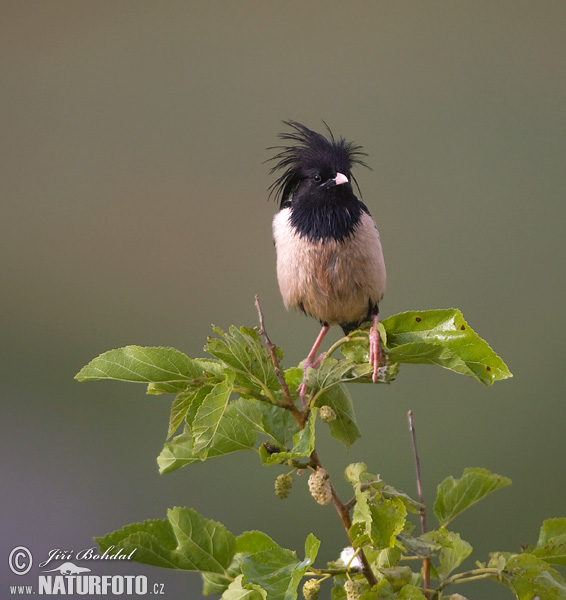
[408, 410, 430, 598]
[254, 295, 301, 421]
[434, 567, 500, 598]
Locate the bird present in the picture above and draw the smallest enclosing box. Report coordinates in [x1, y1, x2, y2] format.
[268, 121, 387, 402]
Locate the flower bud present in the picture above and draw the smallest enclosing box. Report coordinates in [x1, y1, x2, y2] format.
[319, 405, 337, 422]
[302, 578, 321, 600]
[308, 468, 332, 506]
[274, 472, 293, 499]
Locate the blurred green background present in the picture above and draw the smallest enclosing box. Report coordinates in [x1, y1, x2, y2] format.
[2, 2, 565, 598]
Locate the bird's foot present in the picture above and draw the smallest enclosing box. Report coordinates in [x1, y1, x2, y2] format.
[369, 318, 384, 383]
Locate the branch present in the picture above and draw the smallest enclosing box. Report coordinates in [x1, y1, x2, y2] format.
[254, 295, 302, 422]
[434, 568, 500, 598]
[254, 295, 377, 588]
[408, 410, 430, 598]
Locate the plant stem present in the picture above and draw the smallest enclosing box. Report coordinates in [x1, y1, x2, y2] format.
[254, 295, 302, 421]
[254, 295, 378, 588]
[434, 568, 499, 598]
[408, 410, 431, 598]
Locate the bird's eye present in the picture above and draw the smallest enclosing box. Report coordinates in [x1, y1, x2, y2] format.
[313, 174, 322, 183]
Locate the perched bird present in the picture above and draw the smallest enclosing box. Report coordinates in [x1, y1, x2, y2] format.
[269, 121, 387, 400]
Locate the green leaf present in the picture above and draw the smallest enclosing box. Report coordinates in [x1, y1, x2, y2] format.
[75, 345, 203, 387]
[158, 426, 201, 473]
[222, 575, 267, 600]
[397, 584, 427, 599]
[306, 356, 357, 392]
[192, 373, 236, 458]
[253, 401, 300, 448]
[538, 518, 566, 547]
[260, 411, 316, 466]
[397, 533, 440, 559]
[422, 529, 472, 580]
[206, 326, 279, 397]
[346, 463, 407, 551]
[369, 498, 407, 550]
[228, 398, 299, 449]
[502, 553, 566, 599]
[241, 535, 319, 600]
[95, 507, 236, 574]
[158, 403, 258, 474]
[381, 309, 512, 386]
[203, 531, 279, 596]
[237, 531, 280, 554]
[434, 467, 511, 527]
[378, 566, 413, 591]
[339, 329, 400, 384]
[168, 386, 208, 438]
[530, 518, 566, 565]
[316, 383, 361, 448]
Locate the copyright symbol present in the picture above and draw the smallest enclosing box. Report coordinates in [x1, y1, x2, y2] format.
[9, 546, 33, 575]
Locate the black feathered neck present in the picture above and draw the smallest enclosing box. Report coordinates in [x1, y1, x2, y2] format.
[268, 121, 371, 242]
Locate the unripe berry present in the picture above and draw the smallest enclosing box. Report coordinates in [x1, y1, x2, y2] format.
[344, 579, 363, 600]
[302, 578, 321, 600]
[308, 468, 332, 506]
[319, 405, 337, 422]
[274, 472, 293, 499]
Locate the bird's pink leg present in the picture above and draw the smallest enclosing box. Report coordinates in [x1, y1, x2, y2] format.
[369, 314, 384, 383]
[298, 324, 329, 406]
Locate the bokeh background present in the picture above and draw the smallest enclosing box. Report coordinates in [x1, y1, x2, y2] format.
[2, 2, 565, 598]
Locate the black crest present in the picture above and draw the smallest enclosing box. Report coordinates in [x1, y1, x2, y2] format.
[267, 121, 370, 205]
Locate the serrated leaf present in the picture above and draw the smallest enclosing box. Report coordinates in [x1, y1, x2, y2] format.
[369, 498, 407, 550]
[397, 584, 427, 599]
[260, 411, 316, 466]
[231, 398, 299, 449]
[222, 575, 267, 600]
[237, 531, 280, 554]
[397, 533, 440, 558]
[347, 463, 374, 548]
[529, 518, 566, 565]
[158, 403, 257, 474]
[147, 381, 190, 395]
[306, 356, 357, 391]
[168, 387, 206, 438]
[206, 326, 278, 397]
[241, 535, 319, 600]
[434, 467, 511, 527]
[381, 309, 512, 386]
[339, 330, 400, 384]
[316, 383, 361, 448]
[203, 531, 280, 596]
[75, 346, 204, 386]
[502, 553, 566, 599]
[426, 529, 472, 580]
[254, 401, 300, 448]
[95, 507, 236, 574]
[192, 373, 236, 458]
[537, 518, 566, 547]
[347, 463, 406, 551]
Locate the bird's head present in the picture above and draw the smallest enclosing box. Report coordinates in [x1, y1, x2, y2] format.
[267, 121, 369, 208]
